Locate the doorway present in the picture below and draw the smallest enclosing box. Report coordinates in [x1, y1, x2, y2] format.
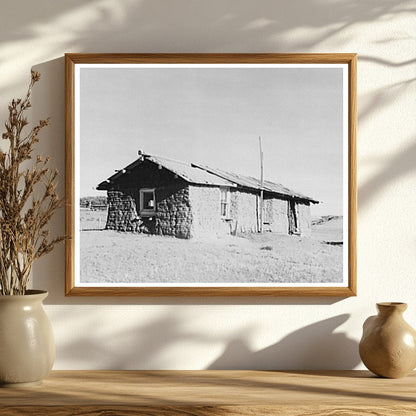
[288, 200, 299, 235]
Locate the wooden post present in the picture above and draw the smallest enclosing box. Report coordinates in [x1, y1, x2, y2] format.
[259, 136, 264, 233]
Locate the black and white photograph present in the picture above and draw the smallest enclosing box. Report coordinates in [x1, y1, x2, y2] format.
[66, 54, 356, 296]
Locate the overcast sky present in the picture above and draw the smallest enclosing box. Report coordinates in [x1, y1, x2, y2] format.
[79, 65, 345, 216]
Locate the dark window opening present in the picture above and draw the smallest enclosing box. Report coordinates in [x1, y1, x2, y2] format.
[139, 188, 156, 216]
[288, 200, 299, 235]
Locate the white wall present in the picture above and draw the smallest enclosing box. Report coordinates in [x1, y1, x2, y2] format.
[1, 0, 415, 370]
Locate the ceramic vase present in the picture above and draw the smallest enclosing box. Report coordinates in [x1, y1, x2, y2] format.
[0, 290, 55, 387]
[359, 302, 416, 378]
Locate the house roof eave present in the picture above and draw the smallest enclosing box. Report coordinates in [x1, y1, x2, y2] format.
[96, 152, 319, 204]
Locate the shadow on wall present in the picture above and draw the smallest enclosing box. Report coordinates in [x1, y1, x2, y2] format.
[53, 308, 359, 370]
[1, 0, 413, 52]
[208, 314, 360, 370]
[30, 56, 66, 301]
[54, 309, 216, 369]
[359, 138, 416, 210]
[0, 0, 413, 372]
[0, 0, 414, 97]
[20, 0, 416, 303]
[358, 78, 416, 128]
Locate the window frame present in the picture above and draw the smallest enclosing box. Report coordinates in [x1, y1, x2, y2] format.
[220, 186, 231, 219]
[139, 188, 156, 216]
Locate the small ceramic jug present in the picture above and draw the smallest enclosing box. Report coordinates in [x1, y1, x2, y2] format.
[359, 302, 416, 378]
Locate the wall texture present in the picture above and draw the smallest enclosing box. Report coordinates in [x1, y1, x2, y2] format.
[0, 0, 415, 370]
[297, 203, 312, 237]
[230, 189, 259, 233]
[263, 198, 288, 234]
[156, 185, 192, 238]
[189, 185, 225, 237]
[106, 190, 139, 232]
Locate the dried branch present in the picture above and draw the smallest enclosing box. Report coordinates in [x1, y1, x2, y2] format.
[0, 71, 65, 295]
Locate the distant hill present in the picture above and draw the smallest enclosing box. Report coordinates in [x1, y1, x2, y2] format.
[311, 216, 343, 243]
[311, 215, 343, 226]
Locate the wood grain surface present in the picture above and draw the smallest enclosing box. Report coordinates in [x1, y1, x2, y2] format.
[1, 370, 415, 415]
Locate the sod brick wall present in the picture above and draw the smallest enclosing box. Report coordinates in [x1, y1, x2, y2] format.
[155, 185, 192, 239]
[106, 190, 139, 232]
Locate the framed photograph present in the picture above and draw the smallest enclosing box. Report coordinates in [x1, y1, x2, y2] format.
[65, 53, 356, 296]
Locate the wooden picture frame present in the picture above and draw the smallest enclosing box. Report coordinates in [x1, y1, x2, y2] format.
[65, 53, 356, 296]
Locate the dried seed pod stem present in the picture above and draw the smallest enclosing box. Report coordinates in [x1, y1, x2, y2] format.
[0, 71, 66, 295]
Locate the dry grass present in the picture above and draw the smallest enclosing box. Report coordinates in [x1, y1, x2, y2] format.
[80, 208, 107, 231]
[79, 210, 343, 284]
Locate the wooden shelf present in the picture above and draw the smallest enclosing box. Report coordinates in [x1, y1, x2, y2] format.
[1, 370, 415, 415]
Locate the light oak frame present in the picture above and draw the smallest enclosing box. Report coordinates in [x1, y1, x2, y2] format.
[65, 53, 357, 297]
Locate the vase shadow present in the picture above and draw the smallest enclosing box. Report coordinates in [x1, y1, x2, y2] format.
[208, 314, 360, 371]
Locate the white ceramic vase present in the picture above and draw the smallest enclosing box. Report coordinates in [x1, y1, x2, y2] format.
[0, 290, 55, 387]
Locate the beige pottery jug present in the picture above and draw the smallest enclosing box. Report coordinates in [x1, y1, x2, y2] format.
[0, 290, 55, 387]
[359, 302, 416, 378]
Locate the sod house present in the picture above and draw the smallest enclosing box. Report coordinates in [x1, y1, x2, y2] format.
[96, 152, 319, 239]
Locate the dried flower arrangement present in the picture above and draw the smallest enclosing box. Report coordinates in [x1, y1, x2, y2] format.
[0, 71, 65, 295]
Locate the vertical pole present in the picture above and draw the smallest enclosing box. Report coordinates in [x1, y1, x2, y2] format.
[259, 136, 264, 233]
